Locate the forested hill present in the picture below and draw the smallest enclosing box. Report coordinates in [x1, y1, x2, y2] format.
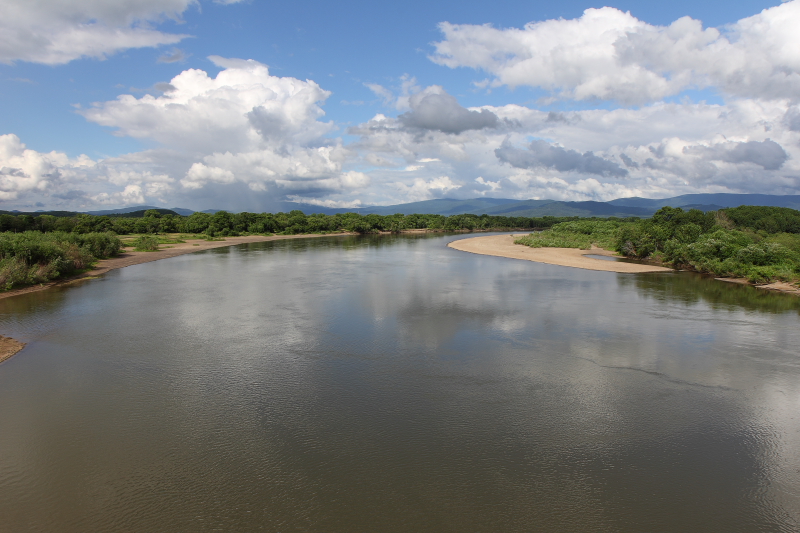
[353, 194, 800, 217]
[5, 193, 800, 219]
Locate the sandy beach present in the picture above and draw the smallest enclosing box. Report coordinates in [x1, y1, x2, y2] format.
[449, 234, 800, 295]
[448, 234, 672, 273]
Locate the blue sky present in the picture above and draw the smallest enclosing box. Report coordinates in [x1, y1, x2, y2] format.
[1, 0, 798, 211]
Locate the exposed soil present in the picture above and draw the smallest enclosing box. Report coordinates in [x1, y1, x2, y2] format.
[716, 277, 800, 295]
[0, 335, 25, 364]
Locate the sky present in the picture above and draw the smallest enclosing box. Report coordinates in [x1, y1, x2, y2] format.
[1, 0, 799, 212]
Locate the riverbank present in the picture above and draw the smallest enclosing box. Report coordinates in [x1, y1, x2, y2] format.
[448, 234, 671, 273]
[449, 234, 800, 295]
[0, 233, 352, 302]
[0, 233, 360, 364]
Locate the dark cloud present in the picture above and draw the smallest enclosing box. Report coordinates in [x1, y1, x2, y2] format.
[649, 144, 666, 158]
[686, 139, 788, 170]
[619, 153, 639, 168]
[495, 140, 628, 177]
[52, 189, 87, 200]
[545, 111, 568, 123]
[247, 106, 290, 141]
[154, 82, 177, 93]
[784, 107, 800, 132]
[544, 111, 579, 125]
[399, 91, 499, 134]
[157, 48, 187, 64]
[0, 167, 26, 177]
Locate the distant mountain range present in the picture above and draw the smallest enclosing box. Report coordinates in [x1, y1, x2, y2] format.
[86, 206, 201, 216]
[351, 194, 800, 217]
[355, 194, 800, 217]
[6, 193, 800, 218]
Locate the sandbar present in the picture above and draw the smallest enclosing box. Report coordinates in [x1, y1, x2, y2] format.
[449, 235, 800, 295]
[448, 234, 672, 273]
[0, 335, 25, 364]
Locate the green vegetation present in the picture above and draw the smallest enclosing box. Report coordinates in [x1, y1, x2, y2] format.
[0, 209, 583, 292]
[0, 210, 580, 237]
[0, 232, 122, 290]
[516, 206, 800, 284]
[6, 204, 799, 291]
[132, 235, 160, 251]
[515, 219, 628, 250]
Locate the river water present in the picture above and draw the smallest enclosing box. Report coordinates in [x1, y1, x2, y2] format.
[0, 233, 798, 532]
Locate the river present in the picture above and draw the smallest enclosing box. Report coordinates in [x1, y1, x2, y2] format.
[0, 233, 798, 532]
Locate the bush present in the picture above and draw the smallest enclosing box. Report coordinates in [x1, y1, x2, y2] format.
[0, 231, 121, 290]
[73, 232, 123, 257]
[515, 233, 592, 249]
[132, 235, 160, 251]
[517, 219, 631, 251]
[612, 206, 800, 283]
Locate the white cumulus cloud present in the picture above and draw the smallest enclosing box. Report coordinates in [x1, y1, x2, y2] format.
[0, 0, 200, 65]
[431, 1, 800, 104]
[81, 56, 335, 154]
[0, 134, 94, 201]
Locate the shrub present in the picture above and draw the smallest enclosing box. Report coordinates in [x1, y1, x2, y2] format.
[0, 231, 121, 290]
[132, 235, 160, 251]
[515, 233, 592, 249]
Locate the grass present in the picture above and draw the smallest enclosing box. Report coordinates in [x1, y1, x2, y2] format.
[132, 235, 160, 252]
[514, 233, 592, 249]
[515, 220, 625, 251]
[0, 231, 121, 291]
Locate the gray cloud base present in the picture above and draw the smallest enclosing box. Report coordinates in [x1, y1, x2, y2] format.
[398, 91, 499, 134]
[495, 140, 629, 177]
[685, 139, 788, 171]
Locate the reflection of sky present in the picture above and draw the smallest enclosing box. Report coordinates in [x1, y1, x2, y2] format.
[0, 234, 798, 530]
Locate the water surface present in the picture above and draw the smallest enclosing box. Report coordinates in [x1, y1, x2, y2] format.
[0, 233, 798, 532]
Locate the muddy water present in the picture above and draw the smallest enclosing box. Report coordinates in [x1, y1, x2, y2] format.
[0, 233, 798, 532]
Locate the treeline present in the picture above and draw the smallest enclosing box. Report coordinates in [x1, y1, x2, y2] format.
[517, 205, 800, 283]
[0, 232, 121, 290]
[0, 209, 589, 291]
[0, 210, 582, 236]
[9, 204, 799, 289]
[618, 206, 800, 282]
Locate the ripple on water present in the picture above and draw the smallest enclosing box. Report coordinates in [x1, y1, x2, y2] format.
[0, 234, 797, 532]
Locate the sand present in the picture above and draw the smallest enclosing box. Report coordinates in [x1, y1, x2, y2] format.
[716, 277, 800, 295]
[447, 234, 673, 273]
[449, 235, 800, 296]
[0, 335, 25, 364]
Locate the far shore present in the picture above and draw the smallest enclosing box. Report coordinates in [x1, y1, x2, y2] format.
[0, 232, 357, 364]
[448, 234, 800, 296]
[448, 234, 671, 273]
[0, 232, 353, 303]
[2, 229, 798, 365]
